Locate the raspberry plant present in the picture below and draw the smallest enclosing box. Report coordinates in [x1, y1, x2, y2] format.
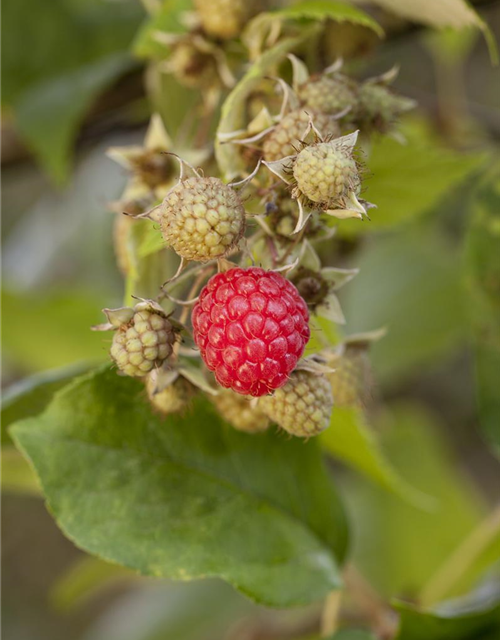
[7, 1, 500, 639]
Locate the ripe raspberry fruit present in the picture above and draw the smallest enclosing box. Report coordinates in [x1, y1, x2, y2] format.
[258, 370, 333, 437]
[146, 374, 195, 415]
[293, 141, 360, 205]
[262, 109, 340, 162]
[192, 267, 310, 396]
[298, 75, 357, 115]
[212, 389, 270, 433]
[159, 177, 245, 262]
[109, 304, 176, 377]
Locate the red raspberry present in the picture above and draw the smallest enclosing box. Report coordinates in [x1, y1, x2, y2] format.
[192, 267, 310, 397]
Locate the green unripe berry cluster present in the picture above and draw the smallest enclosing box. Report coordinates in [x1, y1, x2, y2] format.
[263, 109, 339, 162]
[160, 177, 245, 262]
[147, 375, 195, 414]
[110, 309, 175, 377]
[212, 389, 270, 433]
[298, 76, 357, 115]
[293, 142, 359, 205]
[259, 370, 333, 437]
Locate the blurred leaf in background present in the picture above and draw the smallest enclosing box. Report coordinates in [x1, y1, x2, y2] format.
[2, 0, 144, 184]
[465, 162, 500, 456]
[2, 290, 108, 373]
[362, 0, 497, 62]
[321, 406, 432, 508]
[356, 119, 486, 232]
[343, 223, 468, 385]
[343, 404, 487, 600]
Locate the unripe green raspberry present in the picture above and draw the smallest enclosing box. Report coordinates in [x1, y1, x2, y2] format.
[146, 375, 196, 415]
[110, 308, 175, 377]
[262, 109, 340, 162]
[293, 142, 360, 205]
[329, 347, 372, 407]
[356, 83, 415, 132]
[160, 177, 245, 262]
[298, 76, 357, 115]
[194, 0, 259, 40]
[212, 389, 270, 433]
[259, 370, 333, 437]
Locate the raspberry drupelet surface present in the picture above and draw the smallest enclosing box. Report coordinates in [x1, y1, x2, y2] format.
[192, 267, 310, 397]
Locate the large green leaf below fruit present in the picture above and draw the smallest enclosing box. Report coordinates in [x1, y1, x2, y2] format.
[1, 363, 89, 443]
[11, 367, 348, 607]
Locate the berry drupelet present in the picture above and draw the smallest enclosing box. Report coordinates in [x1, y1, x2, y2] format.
[192, 267, 310, 397]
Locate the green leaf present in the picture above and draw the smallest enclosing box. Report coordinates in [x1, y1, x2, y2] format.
[11, 367, 349, 607]
[1, 363, 89, 444]
[465, 163, 500, 454]
[343, 225, 468, 384]
[216, 30, 320, 180]
[321, 407, 431, 509]
[345, 404, 486, 599]
[15, 54, 134, 185]
[363, 0, 497, 63]
[273, 0, 383, 37]
[2, 289, 109, 373]
[134, 0, 192, 59]
[394, 598, 500, 640]
[345, 120, 485, 233]
[3, 0, 142, 184]
[1, 447, 40, 495]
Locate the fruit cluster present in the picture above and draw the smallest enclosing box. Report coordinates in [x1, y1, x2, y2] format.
[97, 20, 414, 437]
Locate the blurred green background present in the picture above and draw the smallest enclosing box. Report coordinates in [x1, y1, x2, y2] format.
[2, 1, 500, 639]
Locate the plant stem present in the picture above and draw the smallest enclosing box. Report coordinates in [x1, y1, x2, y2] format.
[320, 590, 341, 637]
[420, 504, 500, 607]
[344, 565, 398, 639]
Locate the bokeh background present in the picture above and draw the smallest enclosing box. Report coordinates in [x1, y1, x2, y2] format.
[2, 1, 500, 639]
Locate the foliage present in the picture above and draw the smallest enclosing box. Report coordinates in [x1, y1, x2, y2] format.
[4, 0, 500, 638]
[2, 0, 143, 183]
[11, 366, 348, 607]
[465, 163, 500, 455]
